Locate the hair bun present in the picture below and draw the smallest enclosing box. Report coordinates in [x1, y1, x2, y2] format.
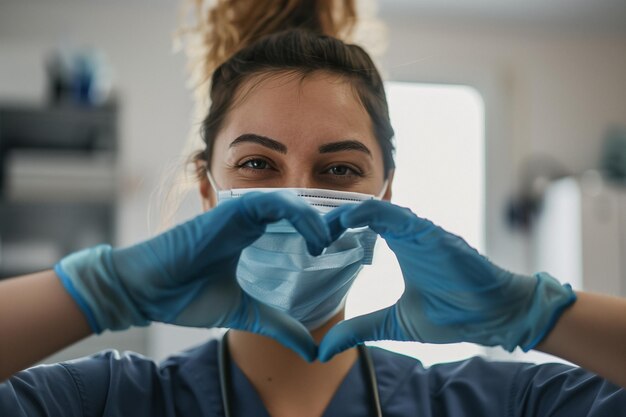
[178, 0, 357, 98]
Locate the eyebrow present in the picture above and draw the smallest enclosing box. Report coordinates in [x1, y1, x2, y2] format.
[229, 134, 287, 154]
[229, 134, 372, 157]
[319, 140, 372, 156]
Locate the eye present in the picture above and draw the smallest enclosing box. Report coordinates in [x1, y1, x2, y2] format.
[240, 158, 271, 170]
[325, 164, 361, 177]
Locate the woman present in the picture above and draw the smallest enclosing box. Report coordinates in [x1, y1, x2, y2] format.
[1, 1, 625, 416]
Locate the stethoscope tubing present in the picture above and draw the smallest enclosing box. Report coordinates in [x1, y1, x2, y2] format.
[218, 331, 383, 417]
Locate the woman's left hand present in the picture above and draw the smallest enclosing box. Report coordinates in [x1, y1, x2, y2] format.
[318, 200, 576, 362]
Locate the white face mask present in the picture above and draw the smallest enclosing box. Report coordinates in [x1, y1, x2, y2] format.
[207, 171, 387, 329]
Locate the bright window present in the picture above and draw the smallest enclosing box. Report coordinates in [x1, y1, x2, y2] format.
[345, 82, 485, 366]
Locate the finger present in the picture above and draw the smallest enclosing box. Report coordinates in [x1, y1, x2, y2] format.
[233, 295, 318, 362]
[241, 191, 331, 255]
[323, 204, 357, 242]
[339, 200, 433, 238]
[318, 306, 409, 362]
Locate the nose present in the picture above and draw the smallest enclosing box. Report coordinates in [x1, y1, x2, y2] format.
[284, 180, 315, 189]
[281, 173, 316, 189]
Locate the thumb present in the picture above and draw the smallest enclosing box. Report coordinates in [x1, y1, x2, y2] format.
[318, 306, 408, 362]
[234, 296, 318, 362]
[324, 204, 357, 242]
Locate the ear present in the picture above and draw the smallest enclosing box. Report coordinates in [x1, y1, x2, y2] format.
[382, 169, 394, 201]
[195, 160, 216, 211]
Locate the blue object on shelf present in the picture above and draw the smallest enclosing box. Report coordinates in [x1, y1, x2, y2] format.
[46, 47, 113, 106]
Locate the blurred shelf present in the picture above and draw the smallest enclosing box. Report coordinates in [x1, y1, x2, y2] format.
[0, 201, 115, 279]
[0, 102, 117, 151]
[4, 149, 116, 203]
[0, 102, 119, 279]
[0, 239, 61, 275]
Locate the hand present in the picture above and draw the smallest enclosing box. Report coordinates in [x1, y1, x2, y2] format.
[55, 191, 331, 361]
[319, 200, 576, 362]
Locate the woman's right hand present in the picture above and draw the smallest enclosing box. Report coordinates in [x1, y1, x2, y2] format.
[55, 191, 331, 361]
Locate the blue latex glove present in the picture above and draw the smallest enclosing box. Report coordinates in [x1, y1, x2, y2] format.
[55, 191, 331, 361]
[319, 200, 576, 361]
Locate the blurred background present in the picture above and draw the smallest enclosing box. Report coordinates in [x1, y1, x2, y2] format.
[1, 0, 625, 366]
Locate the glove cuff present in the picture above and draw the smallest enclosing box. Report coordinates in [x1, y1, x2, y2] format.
[54, 261, 102, 333]
[55, 244, 149, 333]
[517, 272, 577, 352]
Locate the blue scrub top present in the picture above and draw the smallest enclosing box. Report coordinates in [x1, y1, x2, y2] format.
[1, 336, 624, 416]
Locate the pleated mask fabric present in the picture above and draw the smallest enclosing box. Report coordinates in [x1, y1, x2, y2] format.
[216, 187, 379, 329]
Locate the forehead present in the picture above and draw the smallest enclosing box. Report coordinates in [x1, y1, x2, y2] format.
[215, 71, 376, 149]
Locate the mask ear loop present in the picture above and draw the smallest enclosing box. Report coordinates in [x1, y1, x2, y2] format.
[375, 179, 389, 200]
[205, 169, 221, 194]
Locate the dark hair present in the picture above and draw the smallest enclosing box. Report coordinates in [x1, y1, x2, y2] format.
[194, 29, 395, 179]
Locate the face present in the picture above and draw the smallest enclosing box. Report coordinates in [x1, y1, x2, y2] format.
[200, 71, 393, 209]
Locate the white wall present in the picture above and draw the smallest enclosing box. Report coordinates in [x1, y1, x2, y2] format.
[378, 15, 626, 275]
